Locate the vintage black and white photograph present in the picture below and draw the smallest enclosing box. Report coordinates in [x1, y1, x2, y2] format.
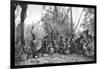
[11, 0, 96, 68]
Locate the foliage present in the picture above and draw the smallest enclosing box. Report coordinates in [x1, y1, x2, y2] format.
[81, 8, 95, 37]
[41, 6, 74, 39]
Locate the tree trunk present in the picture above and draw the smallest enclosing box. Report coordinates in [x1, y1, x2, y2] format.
[20, 4, 27, 53]
[74, 8, 85, 32]
[70, 7, 73, 35]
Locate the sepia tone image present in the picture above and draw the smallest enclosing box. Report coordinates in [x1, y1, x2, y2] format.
[13, 1, 95, 66]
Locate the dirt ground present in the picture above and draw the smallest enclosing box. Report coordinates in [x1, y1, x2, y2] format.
[15, 53, 94, 66]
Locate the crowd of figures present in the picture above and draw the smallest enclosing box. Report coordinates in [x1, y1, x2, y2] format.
[15, 29, 94, 62]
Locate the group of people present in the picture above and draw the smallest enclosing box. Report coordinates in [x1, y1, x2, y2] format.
[29, 34, 80, 58]
[41, 35, 69, 54]
[22, 30, 94, 59]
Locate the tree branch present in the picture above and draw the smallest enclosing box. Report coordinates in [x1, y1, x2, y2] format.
[74, 8, 85, 32]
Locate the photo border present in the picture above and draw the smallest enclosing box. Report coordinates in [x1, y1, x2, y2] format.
[10, 0, 97, 69]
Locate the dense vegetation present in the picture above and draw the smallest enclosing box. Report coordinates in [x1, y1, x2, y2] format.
[14, 4, 95, 63]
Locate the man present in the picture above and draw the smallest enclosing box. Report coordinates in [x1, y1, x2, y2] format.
[59, 36, 64, 54]
[53, 36, 59, 53]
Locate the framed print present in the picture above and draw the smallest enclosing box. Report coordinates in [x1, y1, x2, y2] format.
[10, 0, 96, 69]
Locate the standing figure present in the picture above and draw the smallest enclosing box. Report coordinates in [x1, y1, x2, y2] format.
[30, 26, 36, 58]
[59, 36, 64, 54]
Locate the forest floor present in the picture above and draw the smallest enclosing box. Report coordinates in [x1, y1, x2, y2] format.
[16, 53, 94, 65]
